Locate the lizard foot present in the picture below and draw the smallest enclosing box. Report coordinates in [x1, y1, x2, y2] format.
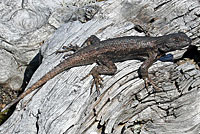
[144, 77, 161, 92]
[56, 44, 80, 54]
[81, 71, 103, 95]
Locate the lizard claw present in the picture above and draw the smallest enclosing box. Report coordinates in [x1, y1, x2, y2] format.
[81, 71, 103, 95]
[144, 77, 161, 92]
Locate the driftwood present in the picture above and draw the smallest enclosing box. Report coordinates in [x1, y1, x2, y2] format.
[0, 0, 200, 134]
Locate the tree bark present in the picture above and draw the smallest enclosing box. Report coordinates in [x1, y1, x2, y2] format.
[0, 0, 200, 134]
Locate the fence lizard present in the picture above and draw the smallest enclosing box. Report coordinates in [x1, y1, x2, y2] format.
[1, 32, 191, 112]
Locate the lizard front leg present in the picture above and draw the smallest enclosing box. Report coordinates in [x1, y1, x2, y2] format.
[82, 56, 117, 95]
[138, 50, 161, 91]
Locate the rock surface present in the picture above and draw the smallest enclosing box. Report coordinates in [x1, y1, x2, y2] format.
[0, 0, 200, 134]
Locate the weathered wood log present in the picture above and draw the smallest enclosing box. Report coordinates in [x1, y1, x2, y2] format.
[0, 0, 200, 134]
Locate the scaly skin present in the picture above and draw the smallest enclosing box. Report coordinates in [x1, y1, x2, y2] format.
[1, 32, 191, 112]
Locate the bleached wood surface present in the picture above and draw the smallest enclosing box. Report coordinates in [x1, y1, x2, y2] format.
[0, 0, 200, 134]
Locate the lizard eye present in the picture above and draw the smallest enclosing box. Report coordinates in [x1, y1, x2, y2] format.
[173, 38, 180, 42]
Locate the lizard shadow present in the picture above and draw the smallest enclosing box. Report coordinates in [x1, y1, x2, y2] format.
[156, 45, 200, 66]
[21, 52, 43, 93]
[174, 45, 200, 67]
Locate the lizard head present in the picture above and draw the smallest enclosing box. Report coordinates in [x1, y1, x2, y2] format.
[158, 32, 191, 53]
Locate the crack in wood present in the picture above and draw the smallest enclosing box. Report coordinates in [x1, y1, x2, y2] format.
[154, 0, 173, 11]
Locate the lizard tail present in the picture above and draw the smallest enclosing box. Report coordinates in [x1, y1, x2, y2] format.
[1, 59, 75, 112]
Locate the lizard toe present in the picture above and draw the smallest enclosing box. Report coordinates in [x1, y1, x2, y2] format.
[144, 77, 161, 92]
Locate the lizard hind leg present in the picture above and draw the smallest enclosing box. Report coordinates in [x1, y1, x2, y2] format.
[82, 68, 104, 95]
[56, 35, 100, 57]
[81, 57, 117, 95]
[56, 44, 81, 56]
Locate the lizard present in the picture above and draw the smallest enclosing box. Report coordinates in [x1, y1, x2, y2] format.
[1, 32, 191, 112]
